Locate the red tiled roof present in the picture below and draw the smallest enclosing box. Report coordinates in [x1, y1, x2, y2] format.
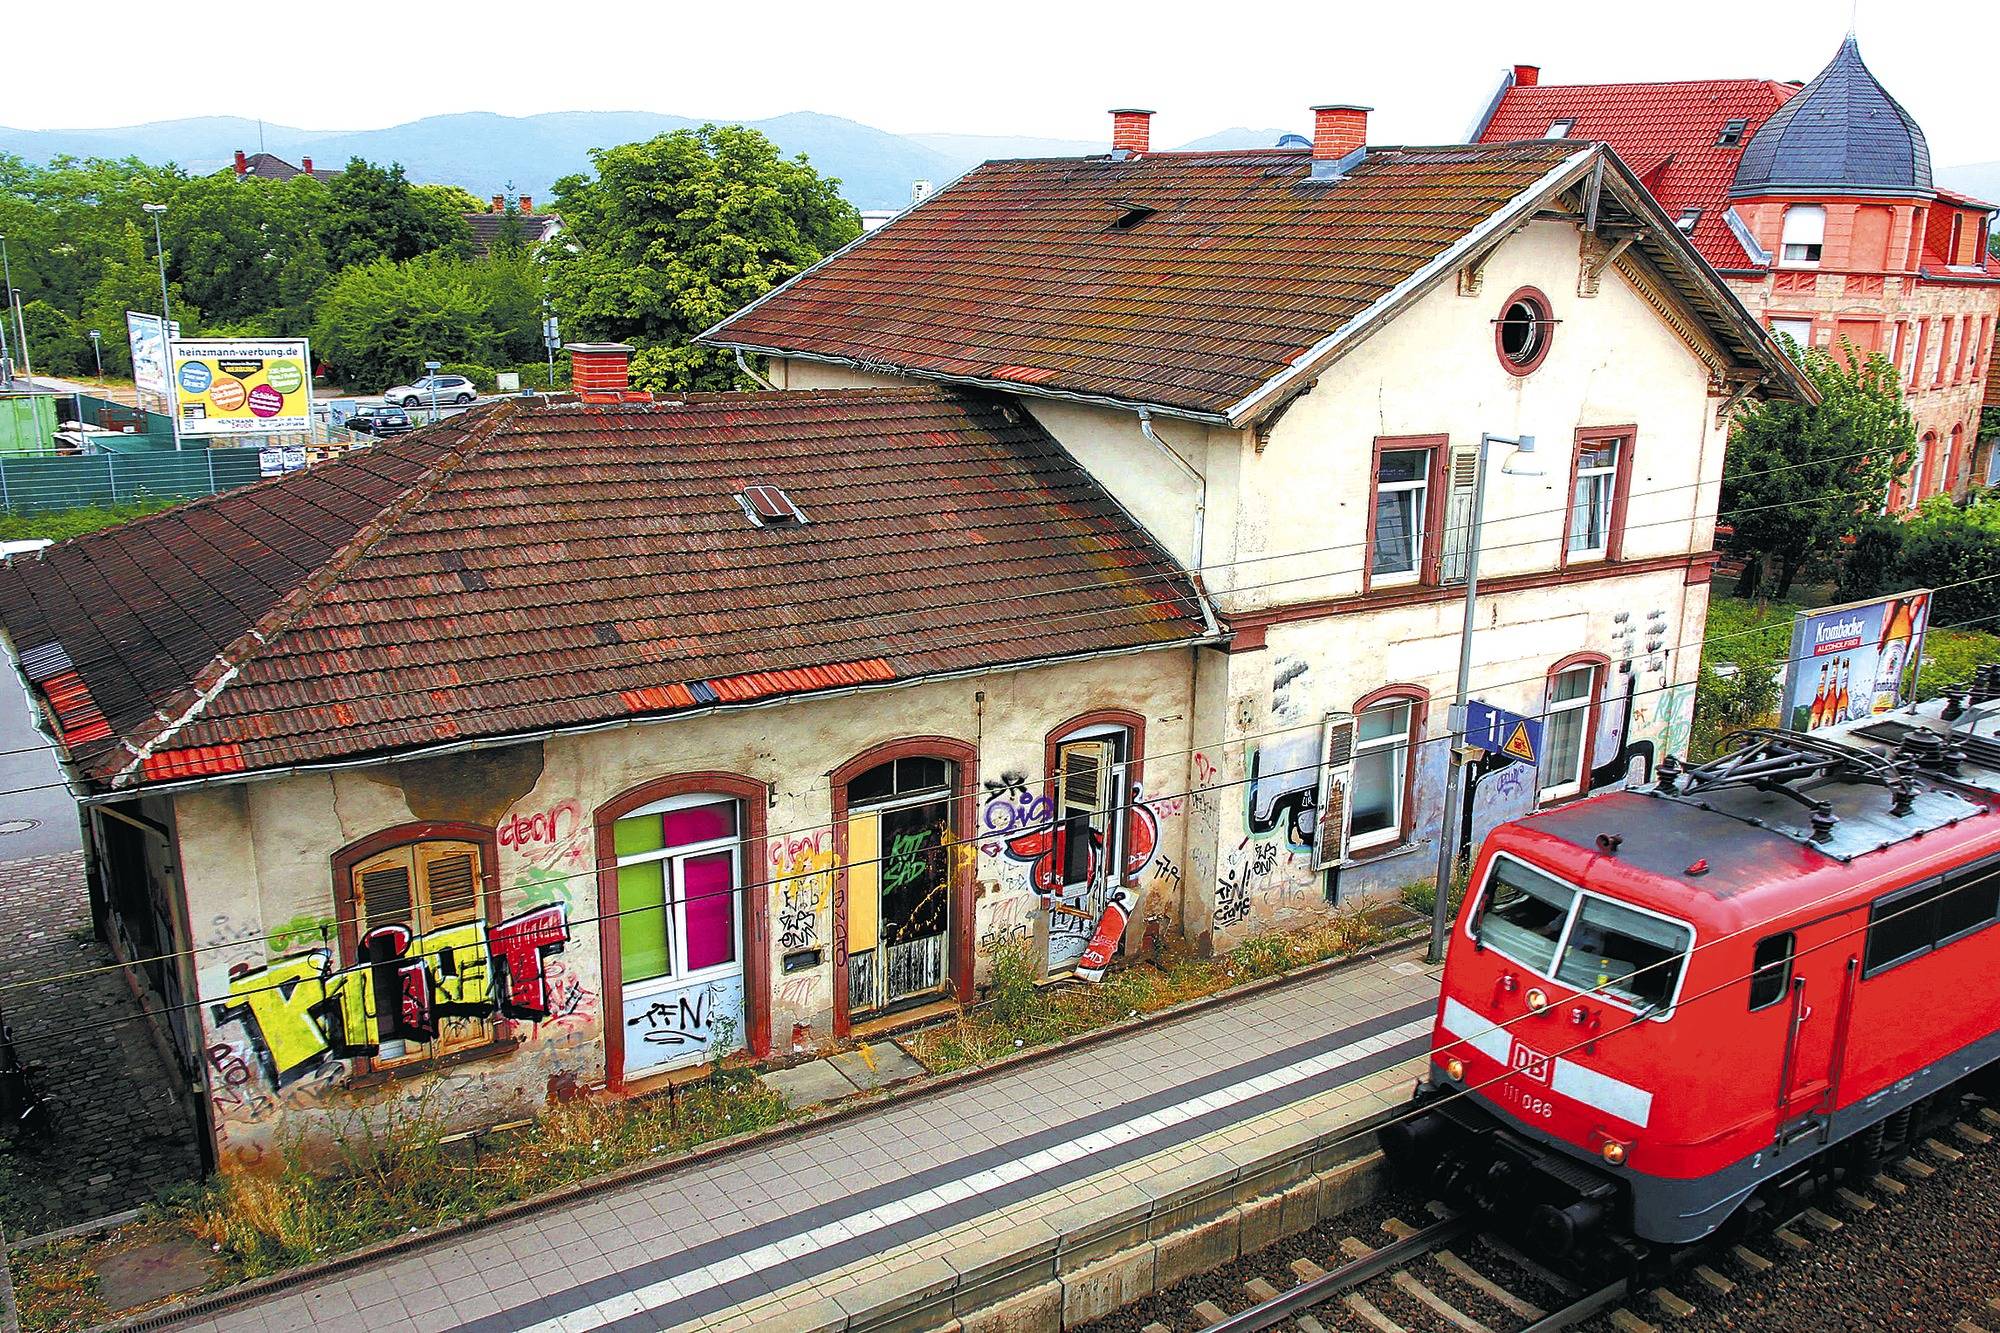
[1477, 79, 1800, 270]
[0, 389, 1208, 787]
[704, 142, 1592, 420]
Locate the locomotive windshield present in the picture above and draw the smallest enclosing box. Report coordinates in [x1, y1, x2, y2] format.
[1474, 855, 1694, 1013]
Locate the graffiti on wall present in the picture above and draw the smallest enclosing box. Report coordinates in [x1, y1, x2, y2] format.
[996, 784, 1159, 895]
[771, 833, 834, 952]
[213, 904, 571, 1085]
[1245, 733, 1320, 855]
[498, 800, 588, 869]
[1270, 656, 1311, 723]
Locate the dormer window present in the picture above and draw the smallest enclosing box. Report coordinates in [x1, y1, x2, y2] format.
[1780, 204, 1825, 266]
[1108, 200, 1159, 231]
[738, 484, 806, 528]
[1716, 120, 1748, 147]
[1545, 119, 1576, 139]
[1676, 209, 1702, 235]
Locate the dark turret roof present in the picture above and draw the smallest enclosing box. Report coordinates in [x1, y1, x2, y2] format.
[1730, 36, 1932, 200]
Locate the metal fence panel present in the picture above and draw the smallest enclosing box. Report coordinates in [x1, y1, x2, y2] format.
[0, 448, 266, 515]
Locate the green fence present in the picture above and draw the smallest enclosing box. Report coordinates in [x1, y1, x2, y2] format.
[0, 448, 267, 515]
[0, 395, 59, 456]
[68, 391, 178, 450]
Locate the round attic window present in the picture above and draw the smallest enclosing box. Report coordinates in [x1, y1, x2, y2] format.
[1496, 287, 1554, 375]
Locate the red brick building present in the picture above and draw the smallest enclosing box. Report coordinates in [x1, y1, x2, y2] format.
[1475, 37, 2000, 502]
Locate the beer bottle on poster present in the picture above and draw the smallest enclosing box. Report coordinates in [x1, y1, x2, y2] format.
[1835, 657, 1852, 721]
[1872, 598, 1916, 714]
[1810, 663, 1830, 729]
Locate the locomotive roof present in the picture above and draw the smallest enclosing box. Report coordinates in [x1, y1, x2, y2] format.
[1506, 698, 2000, 922]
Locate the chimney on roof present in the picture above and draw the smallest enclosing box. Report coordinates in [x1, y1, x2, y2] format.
[234, 149, 247, 177]
[565, 342, 638, 403]
[1512, 64, 1540, 87]
[1309, 105, 1370, 180]
[492, 194, 505, 213]
[520, 195, 533, 214]
[1109, 108, 1153, 159]
[301, 156, 313, 174]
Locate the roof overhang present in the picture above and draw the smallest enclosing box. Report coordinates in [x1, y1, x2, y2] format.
[1227, 142, 1816, 425]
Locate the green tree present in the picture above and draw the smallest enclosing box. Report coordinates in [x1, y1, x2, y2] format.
[77, 221, 201, 374]
[544, 124, 859, 393]
[161, 172, 326, 328]
[319, 159, 472, 269]
[311, 252, 540, 387]
[1722, 337, 1914, 599]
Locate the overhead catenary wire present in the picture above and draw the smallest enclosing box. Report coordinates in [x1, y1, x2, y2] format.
[10, 600, 1998, 1017]
[0, 460, 1915, 786]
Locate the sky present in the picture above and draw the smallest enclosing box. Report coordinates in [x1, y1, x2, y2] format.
[4, 0, 1997, 166]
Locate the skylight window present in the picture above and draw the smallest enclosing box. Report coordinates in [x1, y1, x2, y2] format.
[738, 484, 807, 528]
[1545, 119, 1577, 138]
[1676, 208, 1702, 234]
[1108, 200, 1159, 231]
[1716, 119, 1748, 147]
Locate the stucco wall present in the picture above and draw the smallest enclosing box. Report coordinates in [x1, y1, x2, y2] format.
[178, 648, 1195, 1171]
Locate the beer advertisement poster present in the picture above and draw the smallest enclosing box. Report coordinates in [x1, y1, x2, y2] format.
[1783, 590, 1932, 733]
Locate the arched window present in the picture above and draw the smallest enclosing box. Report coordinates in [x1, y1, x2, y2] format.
[1349, 686, 1427, 853]
[1539, 655, 1608, 802]
[1944, 424, 1965, 495]
[594, 774, 768, 1083]
[1039, 710, 1148, 975]
[1911, 432, 1936, 509]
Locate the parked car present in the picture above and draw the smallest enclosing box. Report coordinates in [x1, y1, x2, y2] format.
[346, 405, 415, 437]
[381, 374, 476, 408]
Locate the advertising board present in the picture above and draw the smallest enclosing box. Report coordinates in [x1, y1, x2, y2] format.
[1783, 590, 1932, 733]
[169, 339, 313, 437]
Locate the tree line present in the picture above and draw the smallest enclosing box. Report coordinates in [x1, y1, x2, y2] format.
[0, 124, 859, 394]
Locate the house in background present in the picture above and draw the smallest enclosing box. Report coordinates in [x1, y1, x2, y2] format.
[0, 106, 1807, 1170]
[1473, 37, 2000, 499]
[465, 193, 563, 257]
[228, 150, 341, 183]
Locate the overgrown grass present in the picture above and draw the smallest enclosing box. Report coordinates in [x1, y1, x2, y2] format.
[1699, 592, 1803, 669]
[0, 498, 178, 544]
[908, 912, 1390, 1074]
[1915, 624, 2000, 699]
[12, 1069, 791, 1328]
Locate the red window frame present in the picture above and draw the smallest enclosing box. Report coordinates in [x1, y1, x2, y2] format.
[1494, 286, 1555, 377]
[1041, 708, 1148, 891]
[1362, 434, 1449, 594]
[1909, 320, 1930, 391]
[1348, 684, 1429, 855]
[1559, 426, 1637, 569]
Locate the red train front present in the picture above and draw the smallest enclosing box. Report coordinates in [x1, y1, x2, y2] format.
[1382, 696, 2000, 1255]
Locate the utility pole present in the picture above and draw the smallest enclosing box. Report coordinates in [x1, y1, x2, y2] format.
[0, 234, 29, 383]
[1427, 432, 1543, 964]
[142, 205, 181, 450]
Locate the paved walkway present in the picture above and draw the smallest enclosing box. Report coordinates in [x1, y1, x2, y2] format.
[0, 664, 82, 862]
[169, 946, 1443, 1333]
[0, 852, 203, 1234]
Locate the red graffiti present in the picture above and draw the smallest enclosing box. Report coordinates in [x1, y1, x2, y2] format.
[497, 801, 582, 851]
[1194, 753, 1219, 785]
[1002, 801, 1158, 896]
[487, 905, 569, 1017]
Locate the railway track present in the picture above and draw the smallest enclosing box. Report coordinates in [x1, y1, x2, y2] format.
[1106, 1100, 2000, 1333]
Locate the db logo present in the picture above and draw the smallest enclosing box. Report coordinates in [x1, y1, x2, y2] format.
[1509, 1039, 1554, 1085]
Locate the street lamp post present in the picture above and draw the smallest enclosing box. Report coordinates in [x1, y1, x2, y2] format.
[424, 359, 442, 423]
[141, 204, 171, 329]
[1427, 432, 1543, 964]
[88, 330, 103, 382]
[0, 234, 30, 383]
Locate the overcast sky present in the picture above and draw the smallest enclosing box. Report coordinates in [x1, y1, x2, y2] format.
[5, 0, 1996, 166]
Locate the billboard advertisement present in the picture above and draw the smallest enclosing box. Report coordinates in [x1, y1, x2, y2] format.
[169, 339, 314, 437]
[1783, 590, 1931, 733]
[125, 311, 180, 402]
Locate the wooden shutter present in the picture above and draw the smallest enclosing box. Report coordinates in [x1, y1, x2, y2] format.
[355, 851, 415, 932]
[1056, 739, 1116, 889]
[419, 843, 480, 929]
[1313, 713, 1357, 872]
[1438, 448, 1480, 586]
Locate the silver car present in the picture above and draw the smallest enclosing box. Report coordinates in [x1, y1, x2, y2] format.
[382, 374, 476, 408]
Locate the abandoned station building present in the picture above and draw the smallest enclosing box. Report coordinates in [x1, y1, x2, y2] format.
[0, 110, 1806, 1170]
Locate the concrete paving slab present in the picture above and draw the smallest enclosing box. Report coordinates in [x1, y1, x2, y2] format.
[827, 1041, 927, 1091]
[764, 1059, 865, 1109]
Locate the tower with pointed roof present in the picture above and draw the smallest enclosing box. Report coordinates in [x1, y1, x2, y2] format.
[1475, 35, 2000, 504]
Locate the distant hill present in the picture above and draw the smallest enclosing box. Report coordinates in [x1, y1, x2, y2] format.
[0, 112, 1331, 213]
[1939, 161, 2000, 208]
[0, 110, 963, 211]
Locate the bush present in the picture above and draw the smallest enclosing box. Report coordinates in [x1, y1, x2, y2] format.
[1914, 626, 2000, 700]
[437, 361, 497, 392]
[1691, 659, 1782, 757]
[1836, 515, 1908, 602]
[1897, 522, 2000, 628]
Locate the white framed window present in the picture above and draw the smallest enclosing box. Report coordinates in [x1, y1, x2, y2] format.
[1780, 204, 1825, 265]
[1539, 664, 1600, 800]
[1567, 438, 1621, 559]
[1545, 119, 1576, 138]
[1349, 700, 1416, 851]
[1675, 208, 1701, 234]
[1370, 447, 1431, 585]
[612, 794, 744, 991]
[1769, 317, 1813, 348]
[1053, 724, 1132, 889]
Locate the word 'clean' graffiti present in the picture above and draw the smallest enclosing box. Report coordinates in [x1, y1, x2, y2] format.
[214, 905, 570, 1085]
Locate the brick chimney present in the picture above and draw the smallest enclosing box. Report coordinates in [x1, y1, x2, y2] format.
[300, 156, 313, 174]
[492, 194, 505, 213]
[1309, 105, 1370, 179]
[234, 149, 247, 178]
[566, 342, 643, 403]
[1109, 108, 1154, 158]
[1512, 64, 1540, 87]
[519, 195, 533, 215]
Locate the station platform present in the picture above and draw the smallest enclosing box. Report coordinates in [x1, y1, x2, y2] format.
[167, 945, 1442, 1333]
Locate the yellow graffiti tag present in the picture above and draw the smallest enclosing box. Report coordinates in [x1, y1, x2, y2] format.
[414, 922, 492, 1010]
[223, 952, 336, 1080]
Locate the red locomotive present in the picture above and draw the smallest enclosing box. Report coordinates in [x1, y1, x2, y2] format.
[1382, 692, 2000, 1255]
